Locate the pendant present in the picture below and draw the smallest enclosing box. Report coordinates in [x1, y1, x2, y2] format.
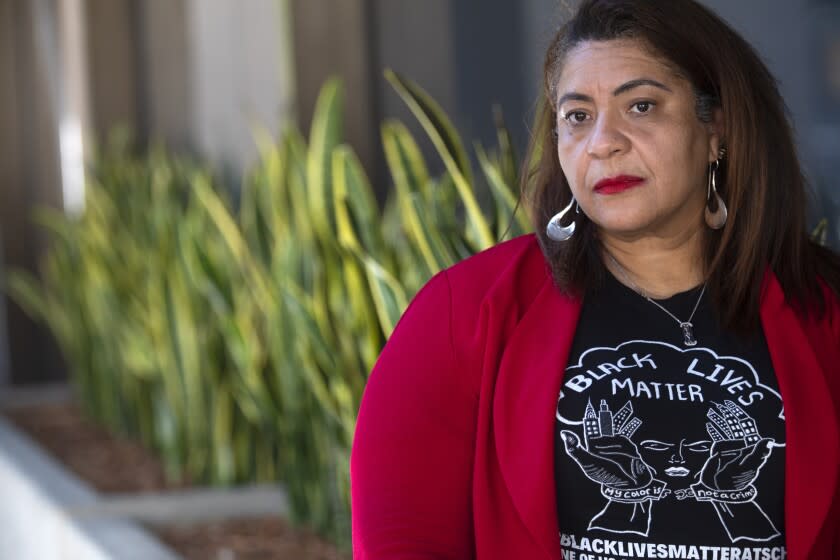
[680, 322, 698, 347]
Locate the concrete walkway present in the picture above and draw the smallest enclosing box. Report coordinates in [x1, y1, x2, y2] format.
[71, 484, 290, 526]
[0, 415, 181, 559]
[0, 383, 292, 558]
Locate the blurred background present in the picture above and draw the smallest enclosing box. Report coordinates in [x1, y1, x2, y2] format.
[3, 0, 840, 386]
[0, 0, 838, 555]
[2, 0, 840, 388]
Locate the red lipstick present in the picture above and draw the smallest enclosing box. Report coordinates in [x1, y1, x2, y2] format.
[594, 175, 645, 194]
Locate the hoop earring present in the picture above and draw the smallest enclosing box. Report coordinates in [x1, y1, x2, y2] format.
[705, 159, 728, 230]
[546, 197, 579, 241]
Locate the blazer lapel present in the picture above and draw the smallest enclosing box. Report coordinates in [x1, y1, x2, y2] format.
[493, 279, 582, 559]
[760, 272, 840, 559]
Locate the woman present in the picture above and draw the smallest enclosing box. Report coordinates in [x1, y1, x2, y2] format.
[351, 0, 840, 558]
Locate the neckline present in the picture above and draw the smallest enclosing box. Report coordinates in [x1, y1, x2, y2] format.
[602, 266, 705, 306]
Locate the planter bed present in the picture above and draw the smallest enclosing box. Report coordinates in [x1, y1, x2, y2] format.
[2, 395, 349, 560]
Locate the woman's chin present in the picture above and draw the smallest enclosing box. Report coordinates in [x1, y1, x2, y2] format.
[590, 217, 655, 239]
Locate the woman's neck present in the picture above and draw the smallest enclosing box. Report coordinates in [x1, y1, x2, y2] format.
[600, 226, 706, 299]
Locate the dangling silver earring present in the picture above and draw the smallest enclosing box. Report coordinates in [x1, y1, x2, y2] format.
[547, 197, 580, 241]
[705, 157, 727, 230]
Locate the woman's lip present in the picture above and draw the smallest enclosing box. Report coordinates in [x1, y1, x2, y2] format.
[594, 176, 646, 194]
[665, 467, 690, 477]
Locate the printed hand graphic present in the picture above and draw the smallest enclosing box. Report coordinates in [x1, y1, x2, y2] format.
[691, 431, 781, 542]
[560, 430, 665, 536]
[698, 438, 774, 492]
[560, 430, 653, 489]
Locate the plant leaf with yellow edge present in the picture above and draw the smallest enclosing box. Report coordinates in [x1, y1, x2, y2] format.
[384, 69, 494, 251]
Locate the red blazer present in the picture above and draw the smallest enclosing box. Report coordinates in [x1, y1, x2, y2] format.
[351, 234, 840, 559]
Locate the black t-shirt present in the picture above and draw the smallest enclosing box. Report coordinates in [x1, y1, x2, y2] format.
[555, 270, 786, 560]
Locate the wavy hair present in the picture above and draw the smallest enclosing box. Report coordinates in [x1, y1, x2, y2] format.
[522, 0, 840, 332]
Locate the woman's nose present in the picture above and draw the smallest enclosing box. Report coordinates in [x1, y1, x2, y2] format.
[586, 113, 630, 159]
[669, 441, 686, 464]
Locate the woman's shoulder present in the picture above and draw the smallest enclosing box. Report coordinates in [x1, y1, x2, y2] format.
[442, 233, 551, 313]
[810, 242, 840, 339]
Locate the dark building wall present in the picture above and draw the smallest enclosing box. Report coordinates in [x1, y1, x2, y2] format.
[291, 0, 381, 192]
[292, 0, 535, 200]
[0, 0, 67, 384]
[85, 0, 144, 142]
[451, 0, 526, 153]
[700, 0, 840, 246]
[373, 0, 459, 185]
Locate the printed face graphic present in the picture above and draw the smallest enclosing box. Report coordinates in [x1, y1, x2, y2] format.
[639, 438, 711, 484]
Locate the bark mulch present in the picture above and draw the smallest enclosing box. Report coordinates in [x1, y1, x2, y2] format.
[3, 401, 184, 493]
[2, 401, 350, 560]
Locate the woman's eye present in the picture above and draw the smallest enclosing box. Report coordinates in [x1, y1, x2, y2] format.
[563, 111, 589, 125]
[630, 101, 655, 114]
[639, 442, 671, 451]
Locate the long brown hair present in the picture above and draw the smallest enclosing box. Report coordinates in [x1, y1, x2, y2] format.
[523, 0, 840, 332]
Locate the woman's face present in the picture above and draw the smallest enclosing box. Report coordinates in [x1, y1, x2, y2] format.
[553, 39, 721, 240]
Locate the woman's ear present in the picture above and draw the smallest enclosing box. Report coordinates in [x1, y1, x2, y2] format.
[707, 107, 725, 163]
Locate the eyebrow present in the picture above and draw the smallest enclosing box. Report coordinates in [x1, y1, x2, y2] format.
[639, 439, 710, 446]
[557, 78, 673, 108]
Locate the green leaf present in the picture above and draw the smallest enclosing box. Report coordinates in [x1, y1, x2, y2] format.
[211, 385, 236, 484]
[332, 145, 384, 257]
[361, 256, 408, 338]
[193, 178, 274, 305]
[381, 121, 455, 273]
[812, 218, 829, 247]
[475, 143, 531, 240]
[380, 120, 430, 199]
[384, 69, 494, 250]
[4, 271, 50, 325]
[162, 266, 210, 478]
[307, 78, 344, 241]
[492, 105, 519, 193]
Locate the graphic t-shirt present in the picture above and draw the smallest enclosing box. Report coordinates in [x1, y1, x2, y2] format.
[555, 271, 786, 560]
